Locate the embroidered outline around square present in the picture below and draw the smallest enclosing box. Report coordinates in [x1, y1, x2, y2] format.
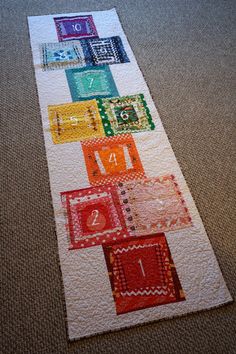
[103, 233, 185, 314]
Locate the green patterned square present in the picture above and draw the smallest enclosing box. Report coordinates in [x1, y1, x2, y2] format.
[66, 65, 119, 101]
[97, 94, 155, 136]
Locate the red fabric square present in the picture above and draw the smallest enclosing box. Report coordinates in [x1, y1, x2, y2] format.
[103, 233, 185, 314]
[61, 185, 128, 249]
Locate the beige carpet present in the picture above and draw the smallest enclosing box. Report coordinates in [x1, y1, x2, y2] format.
[1, 0, 236, 353]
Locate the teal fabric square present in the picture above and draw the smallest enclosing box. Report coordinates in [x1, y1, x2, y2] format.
[66, 66, 119, 101]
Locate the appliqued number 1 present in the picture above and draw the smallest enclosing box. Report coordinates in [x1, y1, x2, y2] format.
[138, 258, 146, 277]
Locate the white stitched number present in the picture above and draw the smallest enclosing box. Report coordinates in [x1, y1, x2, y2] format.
[87, 77, 94, 89]
[138, 259, 146, 277]
[109, 153, 118, 166]
[91, 210, 100, 226]
[70, 116, 79, 126]
[72, 23, 82, 32]
[120, 110, 129, 121]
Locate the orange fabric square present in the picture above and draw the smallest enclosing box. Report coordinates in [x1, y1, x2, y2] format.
[81, 134, 145, 186]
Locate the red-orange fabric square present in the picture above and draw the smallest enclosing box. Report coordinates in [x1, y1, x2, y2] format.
[61, 185, 128, 249]
[81, 134, 145, 186]
[103, 233, 185, 314]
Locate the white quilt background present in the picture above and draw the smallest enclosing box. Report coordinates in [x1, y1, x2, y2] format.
[28, 8, 232, 340]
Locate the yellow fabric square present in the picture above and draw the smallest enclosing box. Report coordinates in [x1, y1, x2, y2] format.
[48, 100, 105, 144]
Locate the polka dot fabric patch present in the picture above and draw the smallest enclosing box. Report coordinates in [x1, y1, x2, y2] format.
[103, 233, 185, 314]
[48, 100, 105, 144]
[98, 94, 155, 136]
[81, 134, 146, 186]
[117, 175, 192, 235]
[66, 65, 119, 101]
[54, 15, 98, 41]
[61, 185, 130, 249]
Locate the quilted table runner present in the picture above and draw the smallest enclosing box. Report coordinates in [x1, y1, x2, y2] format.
[28, 8, 232, 340]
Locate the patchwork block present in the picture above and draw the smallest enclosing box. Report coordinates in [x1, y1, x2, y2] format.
[117, 175, 192, 235]
[40, 36, 129, 71]
[103, 233, 185, 314]
[40, 41, 92, 71]
[61, 185, 129, 249]
[98, 94, 155, 136]
[54, 15, 98, 41]
[85, 36, 130, 65]
[48, 100, 105, 144]
[81, 134, 145, 186]
[66, 66, 119, 101]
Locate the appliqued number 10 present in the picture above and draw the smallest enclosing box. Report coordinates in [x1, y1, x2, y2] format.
[72, 23, 82, 32]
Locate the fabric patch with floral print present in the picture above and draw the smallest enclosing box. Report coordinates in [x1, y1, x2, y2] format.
[98, 94, 155, 136]
[81, 134, 145, 186]
[48, 100, 105, 144]
[103, 233, 185, 314]
[66, 65, 119, 101]
[54, 15, 98, 41]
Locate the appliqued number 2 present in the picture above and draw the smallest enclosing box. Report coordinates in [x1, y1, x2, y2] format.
[91, 209, 100, 226]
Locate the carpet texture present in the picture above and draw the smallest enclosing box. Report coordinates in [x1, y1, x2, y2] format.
[1, 0, 236, 353]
